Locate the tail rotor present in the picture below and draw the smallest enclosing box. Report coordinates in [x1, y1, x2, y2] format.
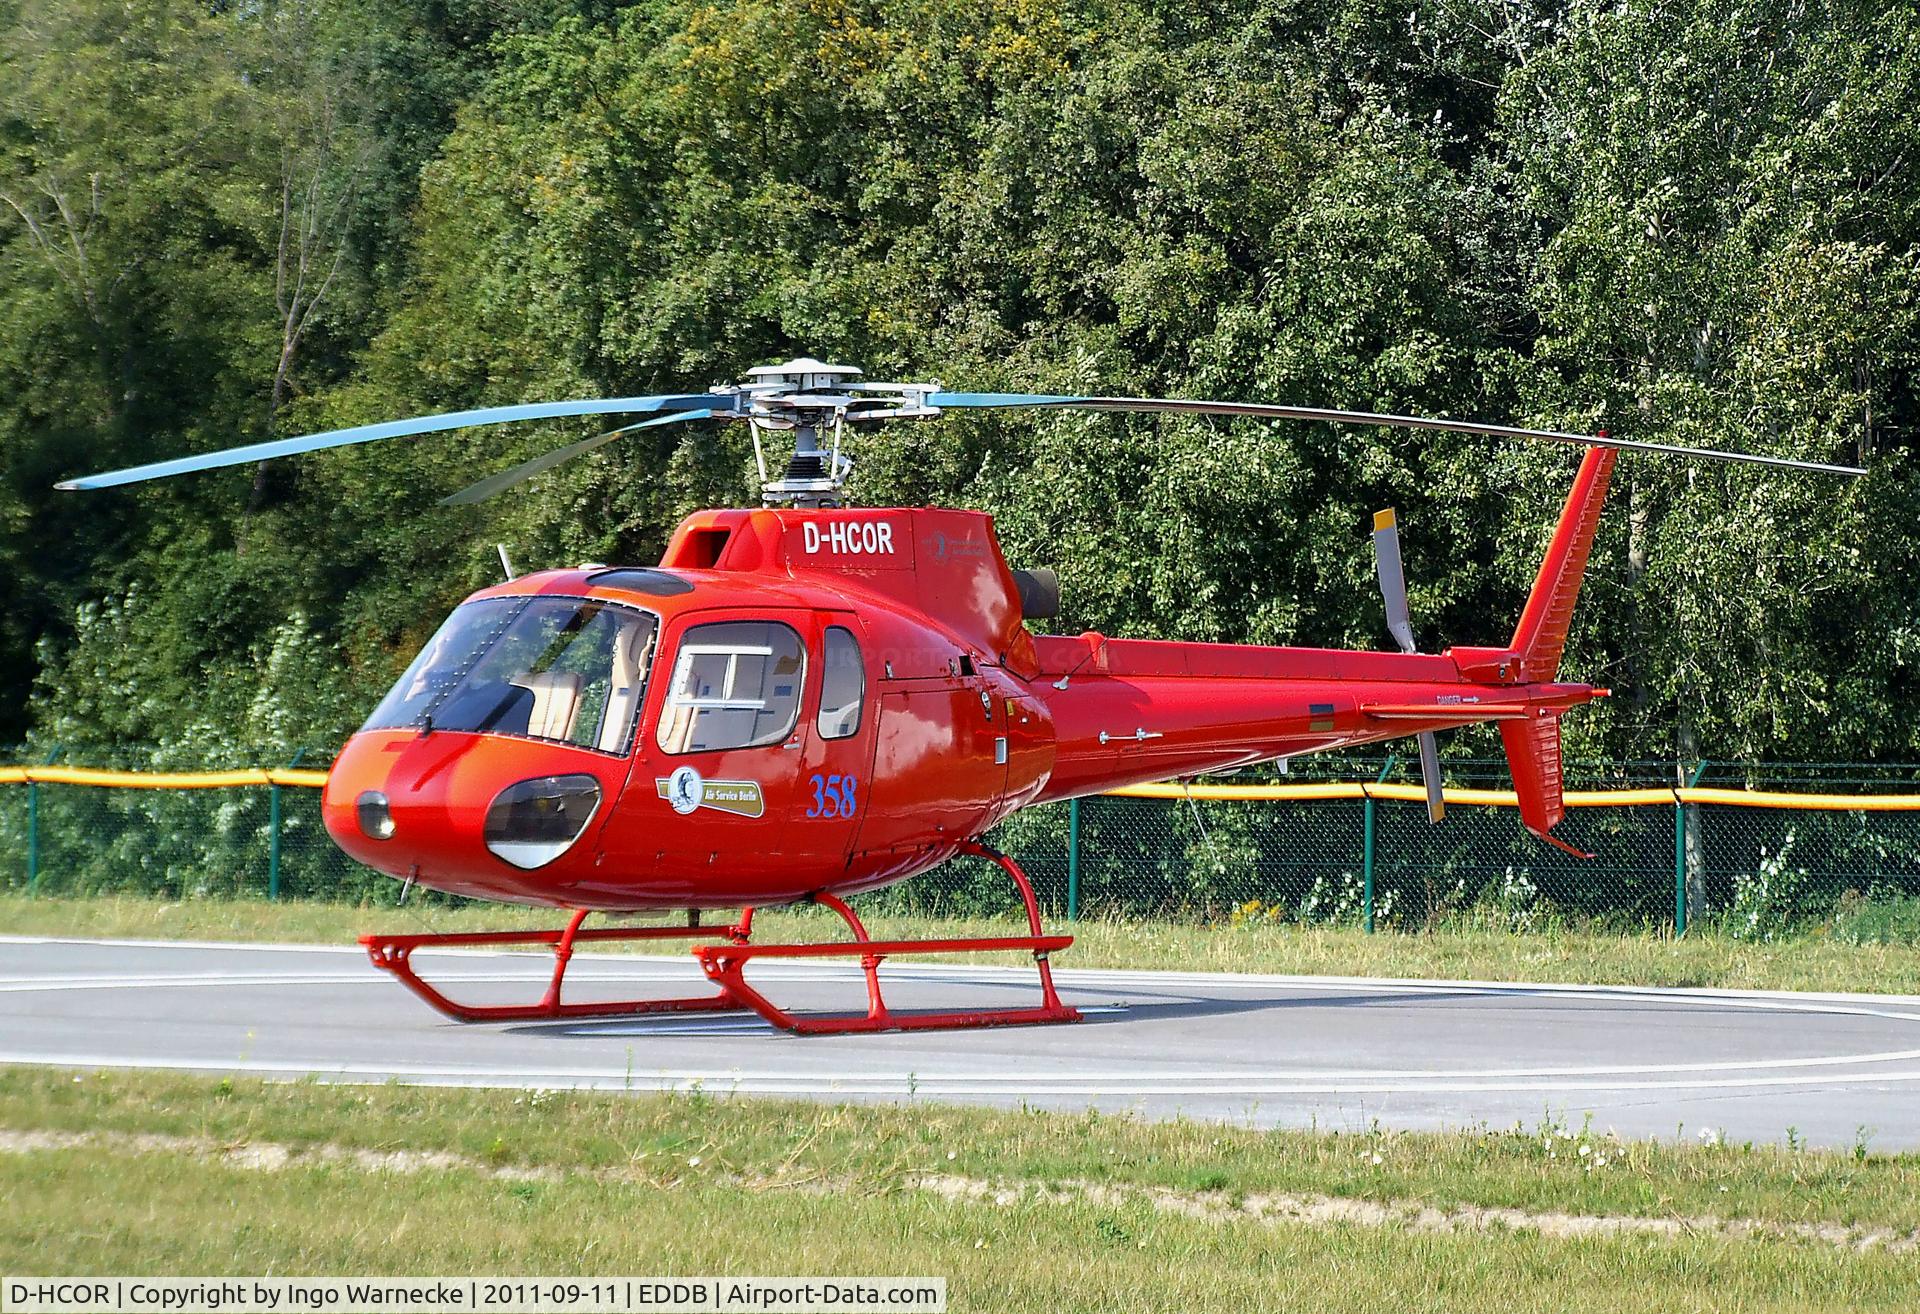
[1371, 507, 1446, 823]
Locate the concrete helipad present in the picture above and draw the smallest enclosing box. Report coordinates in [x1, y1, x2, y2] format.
[2, 935, 1917, 1149]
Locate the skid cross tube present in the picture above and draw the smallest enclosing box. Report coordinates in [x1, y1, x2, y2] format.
[694, 842, 1082, 1035]
[360, 909, 754, 1023]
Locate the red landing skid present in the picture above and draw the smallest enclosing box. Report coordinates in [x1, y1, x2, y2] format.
[358, 842, 1081, 1034]
[358, 915, 748, 1023]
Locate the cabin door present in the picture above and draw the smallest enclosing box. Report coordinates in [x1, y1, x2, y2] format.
[783, 612, 881, 880]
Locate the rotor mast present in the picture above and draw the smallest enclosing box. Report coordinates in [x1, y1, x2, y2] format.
[720, 358, 942, 507]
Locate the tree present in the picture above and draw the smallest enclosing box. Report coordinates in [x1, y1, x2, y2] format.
[243, 1, 379, 529]
[1502, 0, 1920, 760]
[7, 0, 1919, 773]
[0, 0, 263, 739]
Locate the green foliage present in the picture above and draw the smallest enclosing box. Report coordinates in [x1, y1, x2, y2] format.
[2, 0, 1917, 773]
[1832, 890, 1920, 946]
[1723, 833, 1815, 943]
[1502, 0, 1920, 759]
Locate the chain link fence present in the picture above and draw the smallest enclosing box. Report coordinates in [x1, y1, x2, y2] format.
[0, 746, 381, 905]
[877, 759, 1920, 940]
[7, 748, 1920, 940]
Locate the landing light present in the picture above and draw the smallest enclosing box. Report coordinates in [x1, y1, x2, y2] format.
[356, 791, 395, 840]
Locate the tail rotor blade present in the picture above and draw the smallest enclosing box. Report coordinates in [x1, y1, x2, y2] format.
[439, 409, 715, 507]
[1416, 730, 1446, 824]
[1372, 505, 1445, 821]
[1371, 507, 1417, 656]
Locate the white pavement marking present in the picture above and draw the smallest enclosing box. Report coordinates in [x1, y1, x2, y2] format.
[3, 1050, 1920, 1097]
[7, 961, 1920, 1080]
[0, 971, 702, 992]
[9, 932, 1920, 1004]
[8, 964, 1920, 1032]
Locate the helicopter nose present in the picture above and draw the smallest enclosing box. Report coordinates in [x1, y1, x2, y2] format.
[324, 733, 437, 868]
[321, 732, 469, 874]
[322, 729, 622, 896]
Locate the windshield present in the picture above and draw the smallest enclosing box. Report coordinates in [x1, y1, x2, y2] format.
[363, 597, 658, 755]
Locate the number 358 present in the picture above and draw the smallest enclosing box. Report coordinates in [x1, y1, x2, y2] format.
[807, 773, 858, 818]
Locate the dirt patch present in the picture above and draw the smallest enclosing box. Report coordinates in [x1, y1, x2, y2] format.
[4, 1127, 1912, 1253]
[0, 1128, 555, 1180]
[909, 1173, 1918, 1252]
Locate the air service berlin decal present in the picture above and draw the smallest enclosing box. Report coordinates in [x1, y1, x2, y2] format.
[657, 766, 766, 818]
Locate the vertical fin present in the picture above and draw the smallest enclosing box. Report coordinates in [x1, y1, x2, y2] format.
[1509, 446, 1616, 682]
[1500, 444, 1614, 857]
[1501, 711, 1592, 858]
[1501, 712, 1565, 834]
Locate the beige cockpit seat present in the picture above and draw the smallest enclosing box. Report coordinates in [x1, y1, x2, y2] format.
[596, 620, 651, 752]
[510, 671, 584, 741]
[819, 698, 862, 738]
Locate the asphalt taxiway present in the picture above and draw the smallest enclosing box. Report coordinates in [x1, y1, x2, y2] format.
[2, 935, 1915, 1149]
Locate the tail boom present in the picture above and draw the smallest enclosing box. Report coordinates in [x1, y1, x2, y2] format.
[1026, 446, 1617, 839]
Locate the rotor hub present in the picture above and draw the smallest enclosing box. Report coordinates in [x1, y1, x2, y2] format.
[706, 357, 942, 506]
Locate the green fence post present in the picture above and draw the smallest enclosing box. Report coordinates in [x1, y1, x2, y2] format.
[26, 745, 61, 897]
[1066, 797, 1081, 922]
[267, 748, 306, 902]
[1674, 760, 1709, 937]
[1363, 753, 1397, 934]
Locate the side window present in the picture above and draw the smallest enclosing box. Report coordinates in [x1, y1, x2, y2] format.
[656, 620, 805, 754]
[816, 626, 865, 740]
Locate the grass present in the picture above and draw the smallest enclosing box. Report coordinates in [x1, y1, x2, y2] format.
[4, 1070, 1920, 1311]
[1831, 891, 1920, 946]
[8, 893, 1920, 995]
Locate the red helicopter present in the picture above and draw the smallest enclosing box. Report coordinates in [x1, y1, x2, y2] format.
[59, 359, 1861, 1034]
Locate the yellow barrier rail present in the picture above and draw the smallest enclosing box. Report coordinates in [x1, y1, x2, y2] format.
[0, 766, 330, 789]
[1103, 781, 1920, 810]
[2, 763, 1919, 810]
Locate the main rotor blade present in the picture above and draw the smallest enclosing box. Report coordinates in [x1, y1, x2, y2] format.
[1371, 507, 1417, 656]
[438, 409, 717, 506]
[928, 393, 1866, 477]
[56, 394, 717, 491]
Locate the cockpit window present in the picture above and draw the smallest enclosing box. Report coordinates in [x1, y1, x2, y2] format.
[656, 620, 805, 754]
[363, 597, 658, 755]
